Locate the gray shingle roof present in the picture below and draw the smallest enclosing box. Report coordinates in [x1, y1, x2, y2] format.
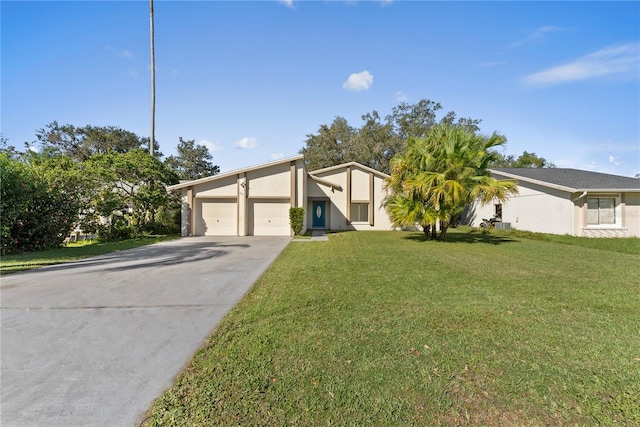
[491, 168, 640, 191]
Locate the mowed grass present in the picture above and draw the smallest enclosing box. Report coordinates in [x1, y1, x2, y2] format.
[0, 235, 179, 274]
[143, 230, 640, 426]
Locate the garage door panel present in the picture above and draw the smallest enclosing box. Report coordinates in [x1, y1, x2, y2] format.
[198, 199, 237, 236]
[250, 201, 290, 236]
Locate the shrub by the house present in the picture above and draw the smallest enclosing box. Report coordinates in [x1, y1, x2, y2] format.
[289, 207, 305, 235]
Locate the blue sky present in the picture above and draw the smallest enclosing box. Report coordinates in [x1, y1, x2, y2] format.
[2, 1, 639, 177]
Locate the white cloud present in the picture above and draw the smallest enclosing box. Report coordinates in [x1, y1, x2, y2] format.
[608, 155, 623, 166]
[342, 70, 374, 91]
[128, 69, 139, 78]
[279, 0, 294, 9]
[201, 139, 222, 152]
[234, 137, 258, 149]
[119, 50, 134, 59]
[522, 43, 640, 86]
[395, 91, 407, 102]
[509, 26, 564, 48]
[270, 153, 285, 160]
[172, 68, 179, 75]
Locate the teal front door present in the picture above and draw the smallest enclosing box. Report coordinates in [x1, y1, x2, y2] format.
[312, 201, 325, 228]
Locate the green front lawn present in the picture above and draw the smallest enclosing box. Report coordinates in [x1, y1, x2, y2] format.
[0, 235, 179, 274]
[143, 230, 639, 426]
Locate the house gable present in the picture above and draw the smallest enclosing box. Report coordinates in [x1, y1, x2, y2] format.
[307, 163, 391, 231]
[172, 156, 305, 237]
[171, 158, 393, 237]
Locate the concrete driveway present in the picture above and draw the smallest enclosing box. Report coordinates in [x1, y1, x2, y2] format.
[1, 236, 291, 427]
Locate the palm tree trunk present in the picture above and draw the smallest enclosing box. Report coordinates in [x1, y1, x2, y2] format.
[149, 0, 155, 156]
[423, 224, 431, 240]
[439, 223, 449, 241]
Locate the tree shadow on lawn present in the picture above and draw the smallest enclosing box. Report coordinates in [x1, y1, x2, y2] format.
[403, 230, 518, 245]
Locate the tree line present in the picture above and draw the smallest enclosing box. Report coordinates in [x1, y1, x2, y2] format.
[1, 124, 219, 254]
[300, 99, 554, 174]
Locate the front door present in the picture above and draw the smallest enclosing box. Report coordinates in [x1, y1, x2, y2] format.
[312, 201, 325, 228]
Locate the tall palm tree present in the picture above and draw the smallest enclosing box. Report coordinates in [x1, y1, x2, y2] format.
[149, 0, 155, 156]
[385, 137, 439, 239]
[384, 124, 518, 241]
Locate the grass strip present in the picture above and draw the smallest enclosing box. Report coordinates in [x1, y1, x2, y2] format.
[480, 226, 640, 255]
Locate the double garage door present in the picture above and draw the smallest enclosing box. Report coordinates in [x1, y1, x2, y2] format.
[197, 199, 290, 236]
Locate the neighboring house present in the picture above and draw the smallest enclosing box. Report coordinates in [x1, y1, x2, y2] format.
[465, 168, 640, 238]
[167, 155, 393, 236]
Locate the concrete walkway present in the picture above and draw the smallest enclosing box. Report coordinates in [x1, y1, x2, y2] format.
[0, 236, 291, 427]
[310, 229, 329, 241]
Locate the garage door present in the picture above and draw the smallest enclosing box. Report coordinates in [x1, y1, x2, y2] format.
[249, 200, 291, 236]
[197, 199, 238, 235]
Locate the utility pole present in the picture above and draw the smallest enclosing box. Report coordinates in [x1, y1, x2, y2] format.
[149, 0, 155, 156]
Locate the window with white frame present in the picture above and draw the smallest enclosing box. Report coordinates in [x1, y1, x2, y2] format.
[587, 197, 616, 225]
[350, 203, 369, 222]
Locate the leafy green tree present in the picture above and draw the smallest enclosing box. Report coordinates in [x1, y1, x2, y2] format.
[0, 152, 89, 254]
[35, 121, 160, 161]
[85, 149, 179, 236]
[384, 124, 518, 241]
[1, 153, 31, 253]
[300, 117, 355, 170]
[491, 150, 556, 168]
[385, 99, 441, 140]
[164, 137, 220, 180]
[0, 134, 21, 159]
[300, 99, 482, 174]
[347, 111, 403, 174]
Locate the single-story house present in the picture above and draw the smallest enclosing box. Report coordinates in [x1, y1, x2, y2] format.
[465, 168, 640, 238]
[167, 155, 393, 236]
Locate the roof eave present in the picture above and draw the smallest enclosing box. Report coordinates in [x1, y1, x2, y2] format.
[575, 188, 640, 193]
[167, 155, 304, 191]
[307, 174, 343, 191]
[309, 161, 390, 178]
[489, 169, 576, 193]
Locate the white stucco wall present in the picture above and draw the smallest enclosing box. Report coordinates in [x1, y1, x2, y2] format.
[180, 188, 189, 237]
[374, 174, 393, 230]
[195, 175, 237, 197]
[468, 182, 640, 238]
[351, 168, 369, 201]
[623, 192, 640, 237]
[246, 162, 291, 198]
[469, 182, 574, 235]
